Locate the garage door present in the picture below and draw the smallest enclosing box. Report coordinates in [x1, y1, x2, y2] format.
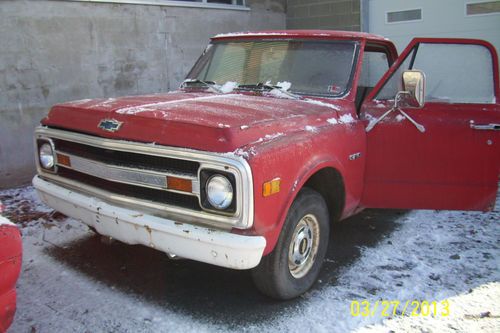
[368, 0, 500, 54]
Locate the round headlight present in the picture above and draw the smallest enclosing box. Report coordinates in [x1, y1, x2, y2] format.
[39, 143, 55, 169]
[206, 175, 233, 210]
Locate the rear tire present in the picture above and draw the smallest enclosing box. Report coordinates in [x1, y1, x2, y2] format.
[251, 188, 330, 300]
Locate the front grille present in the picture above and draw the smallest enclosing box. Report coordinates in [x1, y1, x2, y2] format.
[58, 168, 201, 210]
[54, 139, 200, 175]
[49, 138, 202, 212]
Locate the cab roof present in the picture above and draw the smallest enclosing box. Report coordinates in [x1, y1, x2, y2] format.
[212, 30, 389, 42]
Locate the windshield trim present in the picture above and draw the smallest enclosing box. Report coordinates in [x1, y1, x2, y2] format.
[185, 39, 360, 99]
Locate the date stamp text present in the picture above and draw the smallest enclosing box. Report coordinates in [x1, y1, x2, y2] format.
[350, 300, 450, 317]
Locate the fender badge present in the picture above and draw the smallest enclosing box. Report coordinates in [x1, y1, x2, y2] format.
[349, 152, 362, 161]
[98, 119, 123, 132]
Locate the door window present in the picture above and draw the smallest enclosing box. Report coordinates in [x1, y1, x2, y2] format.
[375, 43, 495, 104]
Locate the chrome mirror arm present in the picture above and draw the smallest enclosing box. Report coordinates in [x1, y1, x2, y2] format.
[365, 107, 395, 132]
[365, 92, 404, 132]
[366, 91, 426, 133]
[397, 108, 426, 133]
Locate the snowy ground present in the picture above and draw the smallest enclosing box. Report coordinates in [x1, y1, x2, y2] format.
[1, 186, 498, 333]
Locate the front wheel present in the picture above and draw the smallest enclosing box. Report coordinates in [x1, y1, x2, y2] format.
[251, 188, 330, 300]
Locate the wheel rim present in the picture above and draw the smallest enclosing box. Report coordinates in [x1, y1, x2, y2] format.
[288, 213, 320, 279]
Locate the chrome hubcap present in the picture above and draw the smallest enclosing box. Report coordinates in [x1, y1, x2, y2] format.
[288, 214, 320, 279]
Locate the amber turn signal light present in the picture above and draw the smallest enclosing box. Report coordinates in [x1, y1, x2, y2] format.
[167, 176, 192, 193]
[56, 153, 71, 167]
[263, 178, 281, 197]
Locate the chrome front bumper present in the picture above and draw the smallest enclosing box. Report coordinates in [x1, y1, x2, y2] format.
[33, 176, 266, 269]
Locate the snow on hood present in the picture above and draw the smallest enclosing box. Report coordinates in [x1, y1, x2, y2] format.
[276, 81, 292, 91]
[218, 81, 239, 94]
[44, 92, 346, 154]
[339, 113, 355, 123]
[303, 98, 340, 110]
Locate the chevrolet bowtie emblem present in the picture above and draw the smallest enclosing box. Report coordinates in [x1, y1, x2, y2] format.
[98, 119, 123, 132]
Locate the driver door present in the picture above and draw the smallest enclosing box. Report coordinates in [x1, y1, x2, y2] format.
[360, 38, 500, 211]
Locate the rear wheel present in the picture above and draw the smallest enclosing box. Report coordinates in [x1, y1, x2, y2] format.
[251, 188, 330, 300]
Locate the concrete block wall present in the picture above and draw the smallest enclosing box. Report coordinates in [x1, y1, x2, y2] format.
[287, 0, 360, 31]
[0, 0, 285, 189]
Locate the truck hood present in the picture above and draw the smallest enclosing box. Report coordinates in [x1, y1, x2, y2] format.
[43, 92, 342, 153]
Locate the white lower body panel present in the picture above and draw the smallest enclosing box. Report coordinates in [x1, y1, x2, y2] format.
[33, 176, 265, 269]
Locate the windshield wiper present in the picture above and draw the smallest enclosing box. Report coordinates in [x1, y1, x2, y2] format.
[237, 83, 300, 100]
[181, 79, 223, 93]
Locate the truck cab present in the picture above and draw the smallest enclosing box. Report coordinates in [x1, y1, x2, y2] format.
[33, 31, 500, 299]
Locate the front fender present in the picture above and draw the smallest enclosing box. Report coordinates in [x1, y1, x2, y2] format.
[243, 121, 365, 255]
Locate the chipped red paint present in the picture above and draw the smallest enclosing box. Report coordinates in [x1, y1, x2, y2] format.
[0, 222, 22, 332]
[39, 32, 500, 257]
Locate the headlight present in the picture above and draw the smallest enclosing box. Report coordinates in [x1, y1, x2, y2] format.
[39, 143, 55, 169]
[206, 174, 234, 210]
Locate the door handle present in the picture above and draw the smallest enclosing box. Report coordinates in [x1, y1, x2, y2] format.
[470, 122, 500, 131]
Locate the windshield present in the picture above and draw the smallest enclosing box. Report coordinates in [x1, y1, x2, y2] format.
[186, 40, 358, 97]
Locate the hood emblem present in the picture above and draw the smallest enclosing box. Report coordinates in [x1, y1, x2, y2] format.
[98, 119, 123, 132]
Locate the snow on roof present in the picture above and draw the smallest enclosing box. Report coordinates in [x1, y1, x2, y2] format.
[213, 30, 388, 41]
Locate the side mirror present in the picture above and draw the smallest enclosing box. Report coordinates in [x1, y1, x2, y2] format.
[396, 70, 426, 108]
[367, 70, 427, 133]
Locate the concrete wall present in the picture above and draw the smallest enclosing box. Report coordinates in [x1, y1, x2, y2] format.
[286, 0, 360, 31]
[0, 0, 285, 189]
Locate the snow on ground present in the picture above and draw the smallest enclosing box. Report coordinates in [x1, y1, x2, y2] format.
[1, 186, 498, 333]
[0, 215, 15, 226]
[355, 282, 499, 333]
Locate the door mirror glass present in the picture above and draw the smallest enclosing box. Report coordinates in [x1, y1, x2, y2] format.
[398, 70, 425, 108]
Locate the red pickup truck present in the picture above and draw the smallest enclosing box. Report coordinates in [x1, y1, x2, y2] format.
[33, 30, 500, 299]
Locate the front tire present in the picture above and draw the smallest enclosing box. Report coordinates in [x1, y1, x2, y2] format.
[251, 188, 330, 300]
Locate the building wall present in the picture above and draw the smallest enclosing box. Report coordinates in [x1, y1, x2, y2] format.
[367, 0, 500, 53]
[286, 0, 360, 31]
[0, 0, 285, 189]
